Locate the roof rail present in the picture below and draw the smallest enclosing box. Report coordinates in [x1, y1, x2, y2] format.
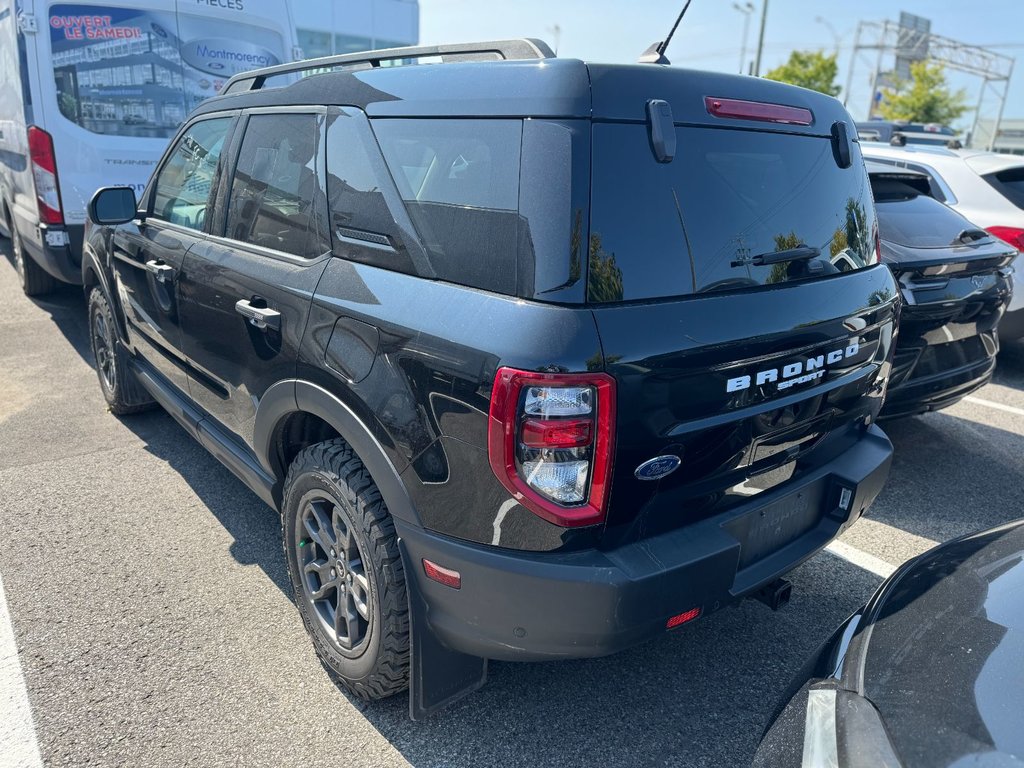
[222, 38, 556, 94]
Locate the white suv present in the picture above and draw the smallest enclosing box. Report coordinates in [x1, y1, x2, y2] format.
[861, 143, 1024, 342]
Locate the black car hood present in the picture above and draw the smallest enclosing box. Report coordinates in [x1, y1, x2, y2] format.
[851, 521, 1024, 766]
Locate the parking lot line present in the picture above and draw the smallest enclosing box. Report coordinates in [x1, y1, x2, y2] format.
[824, 540, 897, 579]
[964, 396, 1024, 418]
[0, 573, 43, 768]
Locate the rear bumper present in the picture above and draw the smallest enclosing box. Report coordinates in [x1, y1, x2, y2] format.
[880, 355, 995, 419]
[21, 223, 83, 285]
[397, 425, 892, 662]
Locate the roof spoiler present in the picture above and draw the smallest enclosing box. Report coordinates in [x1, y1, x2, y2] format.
[222, 38, 556, 94]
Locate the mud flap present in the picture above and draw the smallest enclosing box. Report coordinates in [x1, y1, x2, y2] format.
[400, 539, 488, 720]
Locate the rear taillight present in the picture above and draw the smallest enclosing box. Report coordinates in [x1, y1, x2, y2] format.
[27, 126, 64, 225]
[705, 96, 813, 126]
[488, 367, 616, 528]
[986, 226, 1024, 251]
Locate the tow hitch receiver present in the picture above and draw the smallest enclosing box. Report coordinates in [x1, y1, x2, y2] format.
[753, 578, 793, 611]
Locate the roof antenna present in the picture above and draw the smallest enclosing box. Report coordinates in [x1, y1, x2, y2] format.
[638, 0, 695, 64]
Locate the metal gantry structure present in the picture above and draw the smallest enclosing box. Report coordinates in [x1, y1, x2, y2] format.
[843, 20, 1015, 151]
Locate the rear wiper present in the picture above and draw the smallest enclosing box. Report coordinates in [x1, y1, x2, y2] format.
[732, 244, 821, 268]
[953, 228, 990, 245]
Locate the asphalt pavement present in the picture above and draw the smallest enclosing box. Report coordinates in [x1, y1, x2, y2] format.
[1, 238, 1023, 768]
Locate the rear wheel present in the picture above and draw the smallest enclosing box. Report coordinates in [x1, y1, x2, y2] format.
[10, 218, 56, 297]
[87, 287, 152, 415]
[283, 439, 410, 700]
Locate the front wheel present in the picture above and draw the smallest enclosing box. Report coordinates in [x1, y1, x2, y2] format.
[283, 439, 410, 700]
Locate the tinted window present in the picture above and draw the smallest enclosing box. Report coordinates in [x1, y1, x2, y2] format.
[372, 119, 523, 294]
[151, 117, 231, 231]
[225, 113, 330, 259]
[984, 167, 1024, 210]
[589, 125, 877, 302]
[325, 111, 413, 273]
[873, 180, 979, 249]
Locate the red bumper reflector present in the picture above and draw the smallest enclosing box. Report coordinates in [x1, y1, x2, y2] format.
[422, 559, 462, 590]
[705, 96, 813, 126]
[666, 607, 702, 629]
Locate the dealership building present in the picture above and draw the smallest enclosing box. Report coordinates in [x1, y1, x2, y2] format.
[292, 0, 419, 59]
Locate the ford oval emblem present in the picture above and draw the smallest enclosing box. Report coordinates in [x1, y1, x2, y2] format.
[634, 455, 681, 481]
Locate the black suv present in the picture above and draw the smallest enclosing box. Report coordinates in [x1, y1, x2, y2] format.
[83, 40, 899, 718]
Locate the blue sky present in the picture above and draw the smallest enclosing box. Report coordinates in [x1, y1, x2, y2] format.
[419, 0, 1023, 128]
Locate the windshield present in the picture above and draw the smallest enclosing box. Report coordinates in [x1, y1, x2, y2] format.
[588, 125, 877, 302]
[49, 3, 284, 138]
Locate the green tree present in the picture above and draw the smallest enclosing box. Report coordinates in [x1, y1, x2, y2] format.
[878, 60, 968, 124]
[764, 50, 841, 97]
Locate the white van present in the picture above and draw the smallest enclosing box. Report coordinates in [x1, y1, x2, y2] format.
[0, 0, 299, 294]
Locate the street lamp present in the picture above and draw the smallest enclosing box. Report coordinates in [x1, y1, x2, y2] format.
[732, 2, 755, 75]
[753, 0, 769, 77]
[814, 16, 841, 56]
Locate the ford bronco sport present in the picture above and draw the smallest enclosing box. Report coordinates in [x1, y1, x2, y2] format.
[82, 39, 899, 718]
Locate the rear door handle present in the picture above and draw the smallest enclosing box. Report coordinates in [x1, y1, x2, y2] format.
[144, 259, 174, 282]
[235, 299, 281, 332]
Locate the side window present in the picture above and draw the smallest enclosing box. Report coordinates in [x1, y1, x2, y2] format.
[372, 118, 523, 295]
[225, 113, 330, 259]
[324, 111, 411, 272]
[151, 118, 231, 231]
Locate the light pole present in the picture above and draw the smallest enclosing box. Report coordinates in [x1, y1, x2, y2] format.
[814, 16, 841, 56]
[547, 24, 561, 55]
[732, 2, 755, 75]
[753, 0, 769, 77]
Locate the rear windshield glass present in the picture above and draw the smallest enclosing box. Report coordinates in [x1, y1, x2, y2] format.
[372, 118, 523, 295]
[589, 125, 877, 302]
[872, 180, 976, 249]
[984, 167, 1024, 211]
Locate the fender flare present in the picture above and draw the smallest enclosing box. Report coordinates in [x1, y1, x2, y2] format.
[80, 243, 132, 343]
[254, 379, 421, 527]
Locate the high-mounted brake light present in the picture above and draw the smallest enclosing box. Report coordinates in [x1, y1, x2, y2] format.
[27, 126, 64, 226]
[705, 96, 813, 126]
[488, 368, 616, 528]
[986, 226, 1024, 252]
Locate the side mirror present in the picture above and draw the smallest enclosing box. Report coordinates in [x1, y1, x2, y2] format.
[88, 186, 139, 226]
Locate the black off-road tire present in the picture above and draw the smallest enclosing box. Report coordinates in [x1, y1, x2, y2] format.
[283, 439, 410, 700]
[10, 216, 57, 297]
[87, 287, 152, 415]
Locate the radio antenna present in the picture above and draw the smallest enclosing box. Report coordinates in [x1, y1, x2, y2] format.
[638, 0, 696, 64]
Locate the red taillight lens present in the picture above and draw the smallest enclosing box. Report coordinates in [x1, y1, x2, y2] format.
[705, 96, 813, 126]
[666, 607, 702, 629]
[422, 559, 461, 590]
[986, 226, 1024, 251]
[27, 126, 64, 225]
[488, 367, 616, 528]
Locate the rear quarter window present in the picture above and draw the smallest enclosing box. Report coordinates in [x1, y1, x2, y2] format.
[984, 166, 1024, 210]
[372, 118, 523, 295]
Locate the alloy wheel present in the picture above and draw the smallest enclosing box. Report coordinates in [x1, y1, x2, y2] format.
[92, 309, 116, 391]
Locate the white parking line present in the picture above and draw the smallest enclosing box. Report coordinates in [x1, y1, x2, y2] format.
[824, 540, 896, 579]
[964, 396, 1024, 418]
[0, 573, 43, 768]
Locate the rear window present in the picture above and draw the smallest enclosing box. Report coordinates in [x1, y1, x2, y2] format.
[588, 125, 877, 302]
[872, 179, 977, 249]
[984, 166, 1024, 211]
[372, 119, 523, 295]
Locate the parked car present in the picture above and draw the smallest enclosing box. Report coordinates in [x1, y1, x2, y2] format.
[866, 163, 1015, 418]
[862, 143, 1024, 342]
[82, 39, 899, 718]
[855, 120, 961, 147]
[754, 518, 1024, 767]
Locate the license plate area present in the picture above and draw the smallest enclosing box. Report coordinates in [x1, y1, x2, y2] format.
[726, 480, 827, 569]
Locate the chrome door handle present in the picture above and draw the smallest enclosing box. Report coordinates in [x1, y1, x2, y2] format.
[144, 259, 174, 282]
[235, 299, 281, 332]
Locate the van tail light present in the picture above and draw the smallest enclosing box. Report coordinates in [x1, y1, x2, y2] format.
[27, 126, 64, 226]
[488, 368, 616, 528]
[986, 226, 1024, 251]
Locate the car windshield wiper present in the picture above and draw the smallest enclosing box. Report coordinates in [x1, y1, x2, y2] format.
[732, 244, 821, 268]
[953, 228, 990, 245]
